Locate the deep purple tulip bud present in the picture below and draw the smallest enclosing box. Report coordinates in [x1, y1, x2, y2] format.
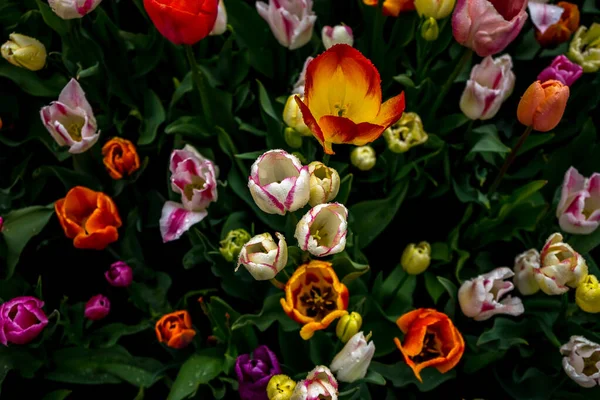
[235, 345, 281, 400]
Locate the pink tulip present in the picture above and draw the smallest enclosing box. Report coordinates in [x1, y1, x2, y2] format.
[84, 295, 110, 321]
[256, 0, 317, 50]
[538, 55, 583, 87]
[0, 296, 48, 346]
[452, 0, 528, 57]
[105, 261, 133, 287]
[557, 167, 600, 235]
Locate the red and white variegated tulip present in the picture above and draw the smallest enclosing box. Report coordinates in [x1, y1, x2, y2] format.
[291, 365, 338, 400]
[528, 1, 564, 35]
[48, 0, 103, 19]
[40, 78, 99, 154]
[561, 336, 600, 388]
[248, 150, 310, 215]
[256, 0, 317, 50]
[295, 203, 347, 257]
[458, 267, 524, 321]
[513, 249, 541, 296]
[536, 233, 588, 295]
[236, 232, 288, 280]
[322, 25, 354, 49]
[557, 167, 600, 235]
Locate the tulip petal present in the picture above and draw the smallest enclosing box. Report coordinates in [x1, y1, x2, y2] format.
[159, 201, 207, 243]
[532, 83, 569, 132]
[528, 3, 565, 34]
[517, 81, 545, 127]
[58, 78, 94, 116]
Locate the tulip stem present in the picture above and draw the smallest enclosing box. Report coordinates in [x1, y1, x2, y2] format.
[488, 125, 534, 194]
[270, 278, 286, 290]
[322, 154, 331, 166]
[185, 45, 214, 127]
[429, 48, 473, 119]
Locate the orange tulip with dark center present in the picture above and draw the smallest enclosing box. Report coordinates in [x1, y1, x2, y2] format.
[536, 2, 580, 48]
[55, 186, 122, 250]
[363, 0, 415, 17]
[102, 137, 141, 180]
[295, 44, 406, 155]
[280, 260, 349, 340]
[155, 310, 196, 349]
[394, 308, 464, 382]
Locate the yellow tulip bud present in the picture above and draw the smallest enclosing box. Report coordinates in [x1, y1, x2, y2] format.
[336, 311, 362, 343]
[384, 112, 428, 154]
[421, 17, 439, 41]
[414, 0, 456, 20]
[1, 33, 47, 71]
[282, 95, 312, 136]
[284, 127, 303, 149]
[219, 229, 252, 262]
[401, 242, 431, 275]
[267, 374, 296, 400]
[576, 275, 600, 313]
[308, 162, 340, 207]
[350, 146, 376, 171]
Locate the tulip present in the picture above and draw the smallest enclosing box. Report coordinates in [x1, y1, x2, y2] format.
[283, 95, 311, 136]
[256, 0, 316, 50]
[0, 296, 48, 346]
[401, 242, 431, 275]
[295, 203, 348, 257]
[528, 2, 565, 35]
[236, 233, 288, 281]
[102, 137, 140, 180]
[295, 45, 405, 154]
[560, 336, 600, 388]
[248, 150, 310, 215]
[330, 332, 375, 383]
[534, 2, 580, 48]
[144, 0, 219, 45]
[292, 57, 313, 95]
[415, 0, 455, 20]
[40, 78, 99, 154]
[0, 216, 3, 232]
[308, 162, 340, 207]
[209, 0, 227, 36]
[48, 0, 103, 19]
[1, 33, 46, 71]
[383, 112, 428, 153]
[290, 366, 338, 400]
[452, 0, 529, 57]
[267, 375, 296, 400]
[568, 23, 600, 73]
[84, 294, 110, 321]
[220, 229, 252, 262]
[512, 249, 541, 296]
[460, 54, 515, 121]
[576, 275, 600, 314]
[536, 233, 588, 295]
[556, 167, 600, 235]
[105, 261, 133, 288]
[322, 25, 354, 50]
[517, 80, 569, 132]
[350, 146, 377, 171]
[362, 0, 415, 17]
[421, 17, 440, 41]
[236, 345, 282, 400]
[538, 55, 583, 87]
[155, 310, 196, 349]
[336, 312, 362, 343]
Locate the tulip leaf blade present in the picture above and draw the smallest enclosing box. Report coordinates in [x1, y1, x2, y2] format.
[0, 63, 66, 98]
[370, 361, 456, 392]
[138, 89, 165, 146]
[231, 293, 298, 333]
[167, 348, 225, 400]
[41, 390, 72, 400]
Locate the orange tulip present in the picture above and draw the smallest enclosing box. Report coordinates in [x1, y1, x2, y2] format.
[363, 0, 415, 17]
[394, 308, 464, 382]
[280, 260, 349, 340]
[295, 44, 405, 155]
[55, 186, 122, 250]
[155, 310, 196, 349]
[535, 2, 580, 48]
[102, 137, 141, 180]
[517, 80, 569, 132]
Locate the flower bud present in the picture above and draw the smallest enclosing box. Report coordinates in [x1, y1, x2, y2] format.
[267, 375, 296, 400]
[383, 112, 428, 153]
[536, 233, 588, 295]
[102, 137, 140, 180]
[209, 0, 227, 36]
[421, 17, 439, 41]
[576, 275, 600, 314]
[219, 229, 252, 262]
[350, 146, 376, 171]
[84, 294, 110, 321]
[155, 311, 196, 349]
[415, 0, 455, 20]
[538, 55, 583, 87]
[105, 261, 133, 288]
[401, 242, 431, 275]
[236, 233, 288, 280]
[283, 95, 311, 137]
[336, 312, 362, 343]
[1, 33, 47, 71]
[0, 216, 3, 232]
[295, 203, 348, 257]
[568, 23, 600, 73]
[512, 249, 540, 295]
[308, 162, 340, 207]
[322, 25, 354, 49]
[330, 332, 375, 383]
[284, 127, 303, 149]
[517, 80, 569, 132]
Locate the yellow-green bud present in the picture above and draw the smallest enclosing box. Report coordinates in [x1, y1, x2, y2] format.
[576, 275, 600, 313]
[336, 311, 362, 343]
[350, 146, 376, 171]
[384, 112, 428, 154]
[308, 161, 340, 206]
[219, 229, 252, 262]
[401, 242, 431, 275]
[284, 127, 303, 149]
[267, 374, 296, 400]
[1, 33, 47, 71]
[282, 95, 312, 136]
[421, 17, 439, 41]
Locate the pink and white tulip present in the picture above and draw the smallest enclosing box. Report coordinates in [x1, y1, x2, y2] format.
[528, 2, 564, 35]
[256, 0, 317, 50]
[295, 203, 348, 257]
[513, 249, 541, 296]
[536, 233, 588, 295]
[458, 267, 524, 321]
[248, 150, 310, 215]
[561, 336, 600, 388]
[291, 365, 338, 400]
[556, 167, 600, 235]
[322, 25, 354, 50]
[236, 232, 288, 280]
[452, 0, 528, 57]
[460, 54, 515, 120]
[48, 0, 103, 19]
[210, 0, 228, 36]
[40, 78, 99, 154]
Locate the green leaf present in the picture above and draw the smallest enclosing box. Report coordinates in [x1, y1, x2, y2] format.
[370, 361, 456, 391]
[477, 318, 531, 350]
[232, 293, 298, 332]
[470, 125, 511, 154]
[437, 276, 458, 318]
[256, 80, 280, 122]
[167, 348, 224, 400]
[33, 166, 102, 192]
[85, 322, 151, 348]
[424, 272, 445, 304]
[42, 390, 72, 400]
[36, 0, 69, 35]
[164, 116, 213, 138]
[0, 63, 66, 97]
[234, 151, 265, 160]
[0, 346, 44, 393]
[570, 227, 600, 254]
[2, 205, 54, 279]
[337, 174, 353, 205]
[138, 90, 166, 145]
[331, 251, 370, 285]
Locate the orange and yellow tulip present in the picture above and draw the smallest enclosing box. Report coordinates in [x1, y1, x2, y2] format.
[363, 0, 415, 17]
[517, 80, 569, 132]
[295, 44, 405, 155]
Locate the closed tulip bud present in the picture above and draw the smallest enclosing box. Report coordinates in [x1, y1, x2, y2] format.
[256, 0, 317, 50]
[351, 146, 376, 171]
[209, 0, 227, 36]
[284, 128, 303, 149]
[513, 249, 541, 295]
[421, 17, 439, 41]
[336, 312, 362, 343]
[295, 203, 348, 257]
[384, 112, 428, 153]
[322, 25, 354, 49]
[105, 261, 133, 288]
[415, 0, 456, 19]
[308, 162, 340, 207]
[538, 55, 583, 87]
[536, 233, 588, 295]
[283, 95, 312, 136]
[568, 23, 600, 73]
[517, 80, 569, 132]
[267, 375, 296, 400]
[236, 233, 288, 280]
[560, 336, 600, 388]
[291, 366, 338, 400]
[576, 275, 600, 314]
[330, 332, 375, 383]
[84, 294, 110, 321]
[219, 229, 252, 262]
[1, 33, 46, 71]
[401, 242, 431, 275]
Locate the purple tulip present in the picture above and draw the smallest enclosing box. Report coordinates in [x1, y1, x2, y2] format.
[538, 55, 583, 87]
[0, 296, 48, 346]
[105, 261, 133, 287]
[84, 295, 110, 321]
[235, 345, 281, 400]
